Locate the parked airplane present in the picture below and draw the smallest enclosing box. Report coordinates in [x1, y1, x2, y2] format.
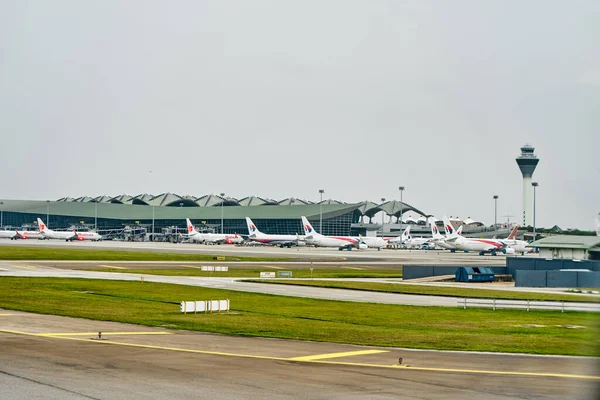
[429, 218, 460, 250]
[385, 226, 411, 246]
[443, 216, 513, 256]
[501, 225, 528, 254]
[10, 227, 43, 240]
[37, 218, 102, 241]
[245, 217, 304, 248]
[301, 216, 358, 250]
[0, 230, 16, 239]
[401, 225, 432, 249]
[185, 219, 243, 244]
[596, 215, 600, 237]
[356, 235, 387, 249]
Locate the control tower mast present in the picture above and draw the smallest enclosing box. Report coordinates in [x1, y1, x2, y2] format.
[516, 144, 539, 226]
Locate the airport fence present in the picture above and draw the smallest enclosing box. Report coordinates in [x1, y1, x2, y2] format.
[458, 298, 600, 313]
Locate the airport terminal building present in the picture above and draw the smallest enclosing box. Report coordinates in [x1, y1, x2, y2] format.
[0, 193, 426, 239]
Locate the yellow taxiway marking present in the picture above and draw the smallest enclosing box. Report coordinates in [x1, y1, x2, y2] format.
[98, 265, 126, 270]
[262, 265, 284, 269]
[340, 266, 364, 270]
[180, 265, 204, 269]
[36, 332, 173, 337]
[1, 329, 598, 381]
[288, 350, 387, 361]
[11, 265, 36, 270]
[0, 314, 14, 316]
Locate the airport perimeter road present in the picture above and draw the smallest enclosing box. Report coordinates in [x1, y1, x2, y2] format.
[0, 239, 510, 265]
[1, 311, 598, 400]
[2, 263, 599, 311]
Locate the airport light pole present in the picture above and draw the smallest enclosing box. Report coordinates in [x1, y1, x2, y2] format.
[319, 189, 324, 234]
[46, 200, 50, 226]
[151, 205, 155, 241]
[380, 197, 386, 236]
[493, 195, 498, 229]
[0, 201, 3, 228]
[220, 193, 225, 234]
[94, 201, 98, 231]
[532, 182, 538, 242]
[398, 186, 405, 225]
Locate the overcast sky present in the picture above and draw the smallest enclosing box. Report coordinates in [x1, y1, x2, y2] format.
[1, 1, 598, 229]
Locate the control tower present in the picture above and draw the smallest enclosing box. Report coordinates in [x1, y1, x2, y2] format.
[516, 144, 539, 226]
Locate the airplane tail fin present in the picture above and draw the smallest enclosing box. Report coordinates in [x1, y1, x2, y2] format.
[37, 218, 48, 232]
[596, 215, 600, 237]
[185, 218, 196, 235]
[456, 225, 463, 236]
[301, 216, 318, 237]
[429, 218, 442, 239]
[401, 225, 411, 242]
[245, 217, 261, 235]
[507, 225, 519, 240]
[443, 216, 455, 237]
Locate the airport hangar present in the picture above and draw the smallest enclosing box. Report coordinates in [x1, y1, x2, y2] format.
[0, 194, 427, 237]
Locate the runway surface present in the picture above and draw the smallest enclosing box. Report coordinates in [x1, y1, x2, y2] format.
[1, 310, 598, 399]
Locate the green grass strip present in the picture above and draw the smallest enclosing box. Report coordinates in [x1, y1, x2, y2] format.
[0, 246, 287, 262]
[0, 277, 598, 356]
[249, 280, 600, 303]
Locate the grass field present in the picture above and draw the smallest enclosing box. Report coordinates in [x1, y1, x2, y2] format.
[0, 246, 287, 262]
[0, 277, 598, 356]
[252, 279, 600, 303]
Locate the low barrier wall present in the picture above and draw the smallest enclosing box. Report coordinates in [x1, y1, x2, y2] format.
[180, 300, 230, 313]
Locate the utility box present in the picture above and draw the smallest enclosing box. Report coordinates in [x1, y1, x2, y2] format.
[455, 267, 495, 283]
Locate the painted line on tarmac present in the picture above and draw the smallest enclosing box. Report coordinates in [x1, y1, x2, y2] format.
[0, 314, 14, 316]
[37, 332, 173, 337]
[1, 329, 598, 381]
[289, 349, 387, 361]
[180, 265, 204, 269]
[98, 265, 126, 270]
[340, 266, 364, 270]
[262, 266, 284, 269]
[11, 265, 37, 270]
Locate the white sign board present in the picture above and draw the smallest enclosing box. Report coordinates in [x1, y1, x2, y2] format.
[260, 272, 276, 278]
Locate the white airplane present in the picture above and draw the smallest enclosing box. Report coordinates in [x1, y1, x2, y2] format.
[401, 225, 432, 249]
[185, 219, 243, 244]
[385, 226, 411, 246]
[0, 230, 16, 239]
[443, 216, 513, 256]
[10, 227, 43, 240]
[596, 215, 600, 237]
[37, 218, 102, 241]
[429, 218, 460, 250]
[245, 217, 304, 248]
[356, 235, 387, 249]
[301, 216, 359, 250]
[501, 225, 528, 254]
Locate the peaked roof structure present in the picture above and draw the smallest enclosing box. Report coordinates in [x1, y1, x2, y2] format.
[278, 198, 313, 206]
[148, 193, 192, 207]
[93, 195, 113, 203]
[318, 199, 345, 205]
[130, 193, 154, 205]
[109, 195, 132, 204]
[379, 200, 426, 218]
[238, 196, 278, 206]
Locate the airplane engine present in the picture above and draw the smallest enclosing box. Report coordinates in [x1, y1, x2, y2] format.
[77, 236, 85, 241]
[504, 247, 515, 254]
[226, 239, 233, 244]
[358, 243, 368, 249]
